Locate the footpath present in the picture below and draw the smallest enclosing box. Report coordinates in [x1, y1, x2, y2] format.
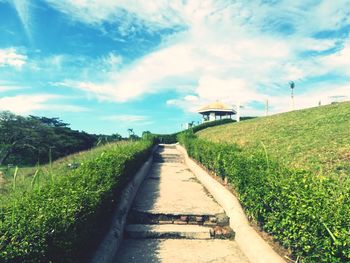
[114, 144, 249, 262]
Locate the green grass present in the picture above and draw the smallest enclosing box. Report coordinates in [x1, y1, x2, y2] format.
[0, 140, 153, 262]
[197, 101, 350, 177]
[0, 141, 133, 197]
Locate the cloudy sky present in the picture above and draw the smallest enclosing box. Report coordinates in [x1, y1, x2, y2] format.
[0, 0, 349, 135]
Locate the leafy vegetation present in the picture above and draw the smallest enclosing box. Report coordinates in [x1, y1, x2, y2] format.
[0, 139, 153, 262]
[197, 102, 350, 176]
[0, 111, 123, 166]
[150, 119, 240, 144]
[192, 119, 235, 133]
[178, 131, 350, 262]
[179, 102, 350, 262]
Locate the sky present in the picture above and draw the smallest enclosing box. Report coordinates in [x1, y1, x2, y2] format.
[0, 0, 350, 136]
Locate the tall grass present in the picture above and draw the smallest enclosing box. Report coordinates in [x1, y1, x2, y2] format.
[0, 139, 153, 262]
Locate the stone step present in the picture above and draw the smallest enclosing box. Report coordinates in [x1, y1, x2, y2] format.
[159, 144, 176, 149]
[127, 210, 230, 227]
[153, 153, 183, 163]
[125, 224, 211, 239]
[125, 224, 235, 240]
[153, 158, 183, 163]
[125, 224, 212, 239]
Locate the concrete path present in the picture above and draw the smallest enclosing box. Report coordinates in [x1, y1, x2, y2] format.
[114, 145, 249, 262]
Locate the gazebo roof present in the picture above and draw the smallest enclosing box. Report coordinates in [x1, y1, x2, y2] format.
[198, 101, 236, 114]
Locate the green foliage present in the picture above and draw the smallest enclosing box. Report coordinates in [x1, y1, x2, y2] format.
[0, 112, 98, 166]
[178, 133, 350, 262]
[96, 133, 123, 146]
[152, 119, 239, 144]
[197, 102, 350, 176]
[192, 119, 235, 133]
[0, 140, 153, 262]
[153, 133, 179, 144]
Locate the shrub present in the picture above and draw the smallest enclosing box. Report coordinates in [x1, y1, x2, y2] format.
[192, 119, 235, 133]
[152, 133, 179, 144]
[0, 140, 153, 262]
[152, 119, 238, 145]
[178, 133, 350, 262]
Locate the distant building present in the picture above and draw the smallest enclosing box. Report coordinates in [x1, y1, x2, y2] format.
[198, 101, 236, 123]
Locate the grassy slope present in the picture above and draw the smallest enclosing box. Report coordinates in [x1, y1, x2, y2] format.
[0, 142, 130, 199]
[197, 101, 350, 176]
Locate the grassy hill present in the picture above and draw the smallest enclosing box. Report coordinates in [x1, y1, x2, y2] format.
[181, 102, 350, 261]
[197, 101, 350, 177]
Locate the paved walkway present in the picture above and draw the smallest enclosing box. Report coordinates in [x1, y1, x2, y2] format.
[114, 145, 249, 262]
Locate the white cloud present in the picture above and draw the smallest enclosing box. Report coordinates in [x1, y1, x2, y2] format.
[301, 38, 337, 52]
[44, 0, 185, 36]
[0, 48, 27, 69]
[46, 0, 350, 114]
[101, 114, 153, 127]
[11, 0, 32, 40]
[102, 53, 123, 70]
[0, 94, 89, 114]
[0, 85, 23, 92]
[102, 114, 147, 122]
[321, 40, 350, 75]
[0, 94, 58, 114]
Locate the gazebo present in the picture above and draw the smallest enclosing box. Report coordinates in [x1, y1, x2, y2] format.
[198, 101, 236, 123]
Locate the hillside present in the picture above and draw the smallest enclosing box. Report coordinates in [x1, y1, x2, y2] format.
[197, 101, 350, 176]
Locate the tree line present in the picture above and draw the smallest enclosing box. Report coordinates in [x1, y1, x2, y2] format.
[0, 111, 123, 166]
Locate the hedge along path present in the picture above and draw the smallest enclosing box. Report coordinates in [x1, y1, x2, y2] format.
[177, 144, 286, 263]
[115, 144, 249, 262]
[0, 140, 153, 263]
[178, 133, 350, 263]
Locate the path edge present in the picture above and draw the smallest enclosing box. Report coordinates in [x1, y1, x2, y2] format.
[90, 146, 157, 263]
[177, 144, 286, 263]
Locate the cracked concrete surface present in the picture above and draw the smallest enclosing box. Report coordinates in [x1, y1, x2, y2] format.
[131, 162, 224, 216]
[115, 146, 249, 263]
[116, 239, 248, 263]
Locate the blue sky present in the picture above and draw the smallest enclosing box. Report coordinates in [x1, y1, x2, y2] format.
[0, 0, 349, 136]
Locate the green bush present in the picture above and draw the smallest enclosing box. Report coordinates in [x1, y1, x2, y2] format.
[151, 119, 238, 145]
[178, 132, 350, 262]
[0, 140, 153, 262]
[192, 119, 235, 133]
[152, 133, 179, 144]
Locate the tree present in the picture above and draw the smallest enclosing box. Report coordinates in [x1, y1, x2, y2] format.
[109, 133, 123, 141]
[142, 131, 153, 140]
[0, 112, 43, 165]
[127, 128, 135, 137]
[0, 111, 98, 165]
[29, 116, 69, 127]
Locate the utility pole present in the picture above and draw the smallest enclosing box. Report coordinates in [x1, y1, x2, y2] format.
[236, 102, 240, 122]
[265, 99, 269, 116]
[289, 81, 295, 111]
